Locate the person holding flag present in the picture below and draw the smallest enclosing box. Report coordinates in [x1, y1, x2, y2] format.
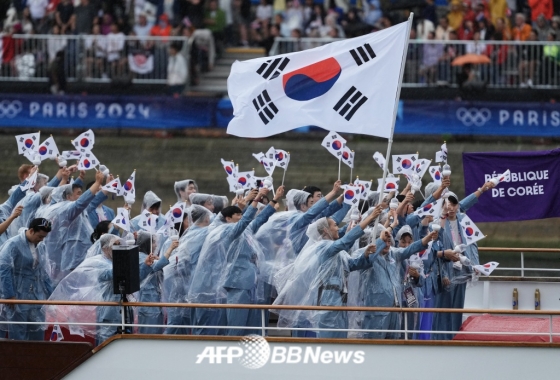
[432, 179, 496, 340]
[174, 179, 199, 204]
[222, 185, 285, 336]
[188, 187, 269, 335]
[0, 218, 54, 341]
[163, 205, 213, 335]
[136, 231, 180, 334]
[41, 170, 109, 285]
[85, 180, 116, 230]
[131, 191, 166, 232]
[273, 205, 384, 338]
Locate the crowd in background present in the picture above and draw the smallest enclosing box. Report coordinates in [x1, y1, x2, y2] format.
[1, 0, 559, 90]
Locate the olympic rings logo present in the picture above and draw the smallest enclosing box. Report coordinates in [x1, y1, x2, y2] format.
[0, 100, 23, 118]
[456, 107, 491, 127]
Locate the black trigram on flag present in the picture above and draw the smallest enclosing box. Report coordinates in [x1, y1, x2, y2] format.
[349, 43, 376, 66]
[333, 86, 368, 121]
[253, 90, 278, 125]
[256, 57, 290, 80]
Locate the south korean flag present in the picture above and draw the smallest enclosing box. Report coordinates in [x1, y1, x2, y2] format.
[341, 184, 361, 205]
[392, 154, 418, 176]
[227, 19, 410, 138]
[459, 215, 485, 245]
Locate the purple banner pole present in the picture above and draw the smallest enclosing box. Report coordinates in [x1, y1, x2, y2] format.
[462, 148, 560, 223]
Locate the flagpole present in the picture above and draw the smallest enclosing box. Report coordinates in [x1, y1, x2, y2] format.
[281, 169, 286, 186]
[338, 156, 341, 181]
[373, 13, 414, 240]
[350, 168, 353, 184]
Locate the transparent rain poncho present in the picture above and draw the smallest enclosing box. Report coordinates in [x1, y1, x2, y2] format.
[188, 206, 258, 305]
[0, 229, 53, 333]
[285, 189, 310, 211]
[41, 184, 97, 284]
[272, 218, 370, 334]
[85, 234, 123, 259]
[7, 174, 50, 237]
[44, 234, 123, 343]
[141, 191, 162, 211]
[163, 206, 212, 303]
[212, 195, 229, 215]
[174, 179, 198, 202]
[189, 193, 214, 211]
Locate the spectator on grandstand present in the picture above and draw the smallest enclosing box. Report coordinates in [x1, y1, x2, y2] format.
[231, 0, 251, 46]
[150, 13, 172, 37]
[47, 25, 67, 63]
[85, 24, 107, 78]
[457, 19, 475, 40]
[465, 31, 487, 54]
[489, 0, 508, 27]
[473, 2, 490, 23]
[255, 0, 273, 27]
[552, 16, 560, 41]
[284, 0, 304, 33]
[49, 49, 66, 93]
[422, 0, 437, 25]
[107, 23, 126, 77]
[438, 30, 463, 84]
[322, 12, 345, 38]
[435, 16, 452, 40]
[304, 4, 325, 37]
[477, 18, 494, 40]
[274, 13, 291, 37]
[513, 13, 532, 41]
[27, 0, 49, 27]
[134, 12, 154, 41]
[519, 29, 541, 87]
[167, 42, 187, 96]
[529, 0, 553, 22]
[486, 31, 508, 85]
[447, 0, 464, 31]
[541, 31, 559, 84]
[19, 8, 35, 35]
[99, 13, 113, 35]
[363, 0, 382, 27]
[420, 31, 443, 84]
[341, 8, 370, 38]
[205, 0, 227, 55]
[55, 0, 74, 34]
[494, 16, 511, 40]
[416, 14, 435, 40]
[405, 28, 420, 82]
[73, 0, 97, 35]
[533, 14, 552, 41]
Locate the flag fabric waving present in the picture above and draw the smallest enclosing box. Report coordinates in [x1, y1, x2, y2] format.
[226, 20, 410, 138]
[77, 151, 99, 171]
[414, 198, 443, 218]
[112, 207, 130, 232]
[37, 136, 60, 161]
[169, 202, 187, 224]
[436, 143, 448, 163]
[20, 169, 38, 191]
[340, 146, 354, 168]
[274, 149, 290, 170]
[411, 158, 431, 179]
[138, 210, 157, 233]
[122, 171, 136, 204]
[459, 215, 485, 245]
[236, 170, 255, 190]
[221, 159, 237, 178]
[72, 129, 95, 153]
[103, 177, 122, 194]
[428, 165, 442, 184]
[61, 150, 82, 160]
[15, 132, 40, 155]
[373, 152, 386, 170]
[341, 184, 361, 205]
[392, 154, 418, 176]
[321, 132, 347, 160]
[354, 179, 372, 200]
[378, 176, 399, 193]
[473, 261, 499, 276]
[490, 169, 511, 186]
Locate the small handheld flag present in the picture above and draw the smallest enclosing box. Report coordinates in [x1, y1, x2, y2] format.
[15, 132, 40, 155]
[459, 215, 485, 245]
[77, 151, 99, 171]
[373, 152, 386, 170]
[414, 198, 443, 218]
[377, 176, 399, 193]
[72, 129, 95, 153]
[392, 153, 418, 176]
[221, 159, 237, 178]
[236, 170, 255, 190]
[473, 261, 499, 276]
[138, 210, 157, 233]
[122, 171, 136, 204]
[428, 165, 442, 185]
[490, 169, 510, 186]
[60, 150, 82, 160]
[50, 324, 64, 342]
[274, 149, 290, 170]
[37, 136, 60, 161]
[340, 146, 354, 168]
[435, 143, 448, 163]
[103, 177, 122, 194]
[321, 132, 347, 160]
[341, 184, 361, 205]
[111, 207, 131, 232]
[354, 179, 372, 200]
[19, 169, 38, 191]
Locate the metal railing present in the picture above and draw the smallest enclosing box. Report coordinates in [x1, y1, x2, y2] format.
[269, 38, 560, 89]
[0, 33, 214, 85]
[1, 299, 560, 344]
[479, 247, 560, 277]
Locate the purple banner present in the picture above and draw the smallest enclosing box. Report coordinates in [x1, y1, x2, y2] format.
[462, 149, 560, 223]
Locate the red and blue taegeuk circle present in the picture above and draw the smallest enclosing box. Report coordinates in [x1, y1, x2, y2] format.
[465, 227, 474, 236]
[402, 159, 412, 169]
[124, 181, 133, 191]
[39, 146, 48, 155]
[24, 139, 33, 148]
[80, 138, 90, 148]
[344, 190, 355, 200]
[172, 208, 183, 218]
[283, 58, 341, 102]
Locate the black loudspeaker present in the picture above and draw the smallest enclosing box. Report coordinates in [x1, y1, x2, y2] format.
[112, 245, 140, 294]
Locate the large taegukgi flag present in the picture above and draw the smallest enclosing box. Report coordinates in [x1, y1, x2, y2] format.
[226, 19, 410, 138]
